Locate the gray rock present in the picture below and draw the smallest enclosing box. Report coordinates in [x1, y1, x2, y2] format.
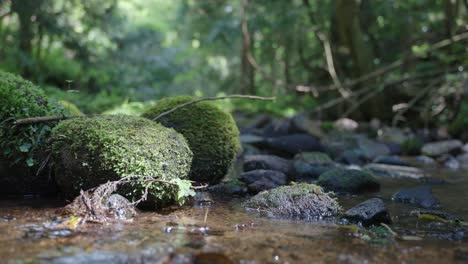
[243, 154, 293, 176]
[414, 155, 437, 166]
[105, 194, 137, 220]
[317, 168, 380, 194]
[343, 198, 391, 226]
[457, 152, 468, 170]
[373, 155, 409, 166]
[243, 183, 341, 220]
[421, 140, 463, 157]
[293, 152, 335, 179]
[392, 186, 440, 208]
[239, 169, 287, 193]
[378, 127, 412, 144]
[437, 154, 460, 170]
[364, 163, 424, 179]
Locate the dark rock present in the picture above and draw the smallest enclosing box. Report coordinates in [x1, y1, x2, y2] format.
[243, 155, 293, 176]
[419, 177, 447, 185]
[241, 114, 271, 134]
[373, 155, 409, 166]
[241, 144, 262, 156]
[317, 168, 380, 194]
[105, 194, 137, 220]
[343, 198, 391, 226]
[239, 169, 287, 193]
[335, 150, 367, 166]
[243, 183, 341, 220]
[262, 134, 324, 157]
[392, 186, 440, 208]
[262, 119, 292, 137]
[385, 142, 402, 155]
[422, 140, 463, 157]
[364, 163, 424, 179]
[290, 113, 323, 138]
[193, 192, 213, 206]
[208, 181, 248, 196]
[239, 134, 265, 145]
[324, 134, 389, 161]
[293, 152, 335, 179]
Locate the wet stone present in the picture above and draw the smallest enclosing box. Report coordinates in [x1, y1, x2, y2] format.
[364, 163, 424, 179]
[373, 155, 409, 166]
[243, 183, 341, 220]
[293, 152, 335, 179]
[343, 198, 391, 226]
[262, 134, 324, 157]
[392, 186, 440, 208]
[317, 168, 380, 194]
[105, 194, 137, 220]
[239, 169, 287, 194]
[243, 154, 293, 176]
[421, 140, 463, 157]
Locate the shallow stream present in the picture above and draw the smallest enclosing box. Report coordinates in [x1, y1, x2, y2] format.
[1, 168, 467, 263]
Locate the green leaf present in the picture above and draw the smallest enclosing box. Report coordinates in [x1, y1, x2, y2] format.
[173, 178, 196, 205]
[19, 142, 32, 153]
[26, 158, 34, 167]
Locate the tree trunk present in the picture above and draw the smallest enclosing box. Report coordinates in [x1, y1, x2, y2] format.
[240, 0, 255, 94]
[11, 0, 43, 78]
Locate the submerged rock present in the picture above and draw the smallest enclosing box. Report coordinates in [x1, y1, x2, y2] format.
[421, 140, 463, 157]
[317, 168, 380, 194]
[239, 169, 287, 193]
[243, 183, 341, 220]
[410, 209, 461, 222]
[392, 186, 440, 208]
[293, 152, 335, 179]
[243, 154, 293, 176]
[364, 163, 424, 179]
[208, 180, 248, 196]
[343, 198, 391, 226]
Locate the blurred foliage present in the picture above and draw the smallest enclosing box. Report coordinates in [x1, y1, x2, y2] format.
[0, 0, 467, 124]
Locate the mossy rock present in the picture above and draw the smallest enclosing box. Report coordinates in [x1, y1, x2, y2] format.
[0, 71, 59, 167]
[57, 100, 84, 116]
[51, 115, 193, 204]
[243, 183, 341, 220]
[142, 96, 241, 184]
[317, 168, 380, 194]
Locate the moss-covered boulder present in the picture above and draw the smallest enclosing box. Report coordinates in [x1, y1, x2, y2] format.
[317, 168, 380, 194]
[0, 71, 59, 167]
[51, 115, 193, 204]
[142, 96, 241, 184]
[0, 71, 61, 195]
[243, 183, 341, 220]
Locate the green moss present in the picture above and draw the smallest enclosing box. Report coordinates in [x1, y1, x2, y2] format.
[51, 115, 193, 204]
[142, 96, 241, 184]
[401, 138, 423, 156]
[57, 100, 84, 116]
[0, 71, 60, 167]
[243, 183, 341, 220]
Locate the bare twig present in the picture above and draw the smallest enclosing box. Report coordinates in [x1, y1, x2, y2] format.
[152, 95, 275, 121]
[13, 115, 71, 126]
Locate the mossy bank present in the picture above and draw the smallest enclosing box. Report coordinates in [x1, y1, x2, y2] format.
[143, 96, 241, 184]
[51, 115, 193, 205]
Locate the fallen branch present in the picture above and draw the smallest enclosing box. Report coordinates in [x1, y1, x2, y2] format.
[152, 95, 275, 121]
[13, 115, 71, 126]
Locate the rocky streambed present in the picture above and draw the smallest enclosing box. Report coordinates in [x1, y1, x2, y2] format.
[0, 167, 467, 264]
